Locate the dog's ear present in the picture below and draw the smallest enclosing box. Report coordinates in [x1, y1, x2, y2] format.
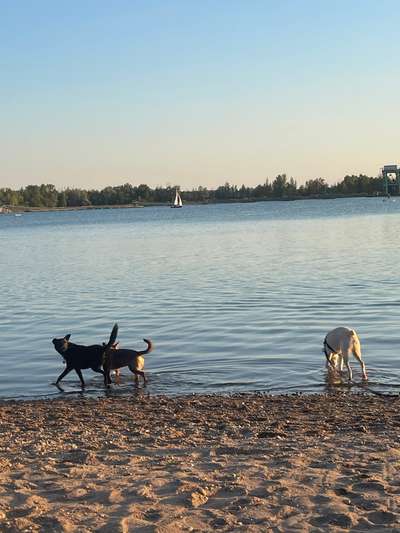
[65, 334, 71, 341]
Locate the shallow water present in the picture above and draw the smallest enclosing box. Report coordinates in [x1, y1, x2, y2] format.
[1, 197, 400, 399]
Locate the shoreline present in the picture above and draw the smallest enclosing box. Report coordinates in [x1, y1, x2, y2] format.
[0, 194, 386, 214]
[1, 392, 400, 531]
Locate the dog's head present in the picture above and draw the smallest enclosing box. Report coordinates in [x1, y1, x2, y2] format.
[52, 334, 71, 355]
[102, 341, 119, 350]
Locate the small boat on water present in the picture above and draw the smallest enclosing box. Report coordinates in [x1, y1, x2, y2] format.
[171, 189, 183, 208]
[383, 193, 396, 203]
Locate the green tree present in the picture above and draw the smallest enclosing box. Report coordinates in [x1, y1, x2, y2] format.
[0, 188, 23, 205]
[272, 174, 288, 197]
[57, 191, 67, 207]
[136, 184, 152, 202]
[304, 178, 328, 196]
[23, 185, 43, 207]
[39, 184, 58, 207]
[65, 188, 90, 206]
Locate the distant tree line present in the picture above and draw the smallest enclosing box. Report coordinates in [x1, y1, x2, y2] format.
[0, 174, 385, 208]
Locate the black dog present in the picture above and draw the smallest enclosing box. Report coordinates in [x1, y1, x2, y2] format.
[52, 324, 118, 387]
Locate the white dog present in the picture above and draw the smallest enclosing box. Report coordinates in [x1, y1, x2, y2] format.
[323, 327, 367, 381]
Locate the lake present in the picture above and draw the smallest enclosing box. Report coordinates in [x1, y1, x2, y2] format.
[1, 197, 400, 400]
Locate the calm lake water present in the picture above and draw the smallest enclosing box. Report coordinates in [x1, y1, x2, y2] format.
[1, 198, 400, 400]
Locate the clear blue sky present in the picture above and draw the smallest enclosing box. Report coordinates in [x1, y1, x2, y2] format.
[1, 0, 400, 189]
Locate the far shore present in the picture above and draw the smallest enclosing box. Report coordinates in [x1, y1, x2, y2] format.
[1, 391, 399, 531]
[0, 193, 387, 214]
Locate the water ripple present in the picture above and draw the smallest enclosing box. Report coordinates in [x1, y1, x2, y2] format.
[1, 198, 400, 399]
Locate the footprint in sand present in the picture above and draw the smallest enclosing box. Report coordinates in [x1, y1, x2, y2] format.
[310, 512, 353, 528]
[312, 494, 331, 504]
[352, 480, 386, 493]
[144, 508, 162, 522]
[367, 510, 398, 526]
[309, 460, 336, 470]
[351, 495, 380, 511]
[334, 487, 352, 496]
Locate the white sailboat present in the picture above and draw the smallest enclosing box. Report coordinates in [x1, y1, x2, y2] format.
[171, 189, 183, 208]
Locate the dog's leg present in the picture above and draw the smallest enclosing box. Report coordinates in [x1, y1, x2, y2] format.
[113, 369, 121, 384]
[343, 353, 352, 381]
[325, 349, 339, 374]
[55, 366, 73, 385]
[101, 368, 110, 386]
[327, 354, 340, 376]
[128, 365, 139, 384]
[352, 341, 368, 380]
[102, 367, 112, 387]
[135, 370, 146, 384]
[346, 363, 352, 381]
[74, 368, 85, 387]
[128, 365, 147, 385]
[91, 367, 109, 386]
[353, 352, 367, 380]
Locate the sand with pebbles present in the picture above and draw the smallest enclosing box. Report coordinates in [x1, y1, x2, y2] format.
[0, 392, 400, 532]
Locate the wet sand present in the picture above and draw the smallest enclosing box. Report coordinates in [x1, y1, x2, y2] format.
[1, 392, 400, 532]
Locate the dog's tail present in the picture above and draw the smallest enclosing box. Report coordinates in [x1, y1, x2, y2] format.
[105, 324, 119, 350]
[138, 338, 153, 355]
[102, 324, 119, 369]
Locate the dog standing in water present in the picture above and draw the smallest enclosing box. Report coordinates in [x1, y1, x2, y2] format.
[323, 327, 367, 381]
[52, 324, 118, 387]
[103, 338, 153, 386]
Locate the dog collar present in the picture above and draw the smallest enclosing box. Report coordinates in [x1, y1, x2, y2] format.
[323, 336, 337, 370]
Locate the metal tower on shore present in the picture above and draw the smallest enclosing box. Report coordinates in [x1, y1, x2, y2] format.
[381, 165, 400, 195]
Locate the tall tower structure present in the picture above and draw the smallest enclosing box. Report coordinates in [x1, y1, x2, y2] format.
[382, 165, 400, 195]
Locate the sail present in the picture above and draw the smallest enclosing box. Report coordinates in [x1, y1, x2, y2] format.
[174, 190, 183, 207]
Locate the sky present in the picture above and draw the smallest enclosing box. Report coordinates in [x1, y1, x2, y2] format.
[1, 0, 400, 190]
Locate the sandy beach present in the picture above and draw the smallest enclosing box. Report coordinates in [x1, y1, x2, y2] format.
[0, 392, 400, 532]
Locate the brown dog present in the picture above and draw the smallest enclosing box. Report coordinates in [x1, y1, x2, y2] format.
[103, 339, 153, 385]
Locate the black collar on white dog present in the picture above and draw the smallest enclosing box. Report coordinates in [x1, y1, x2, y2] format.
[323, 336, 338, 370]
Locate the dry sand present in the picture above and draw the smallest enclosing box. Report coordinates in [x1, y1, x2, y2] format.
[1, 392, 400, 532]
